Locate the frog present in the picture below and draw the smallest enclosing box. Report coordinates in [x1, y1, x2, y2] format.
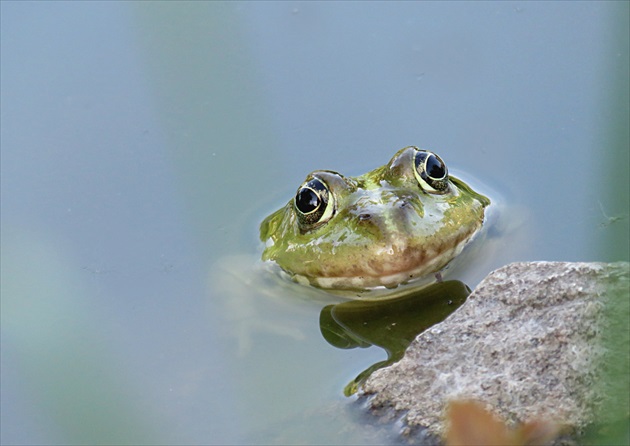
[259, 146, 490, 297]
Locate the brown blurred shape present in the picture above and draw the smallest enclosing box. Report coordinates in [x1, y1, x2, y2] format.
[445, 400, 561, 446]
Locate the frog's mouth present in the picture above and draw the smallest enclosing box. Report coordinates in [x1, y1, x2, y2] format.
[288, 223, 478, 294]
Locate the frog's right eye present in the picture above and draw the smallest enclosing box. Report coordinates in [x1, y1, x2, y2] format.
[413, 149, 449, 194]
[294, 177, 335, 229]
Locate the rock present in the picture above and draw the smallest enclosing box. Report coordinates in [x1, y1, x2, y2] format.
[359, 261, 630, 439]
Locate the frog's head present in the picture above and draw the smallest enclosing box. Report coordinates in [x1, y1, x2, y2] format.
[260, 146, 490, 292]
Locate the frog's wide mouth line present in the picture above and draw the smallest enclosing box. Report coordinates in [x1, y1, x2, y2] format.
[284, 232, 473, 293]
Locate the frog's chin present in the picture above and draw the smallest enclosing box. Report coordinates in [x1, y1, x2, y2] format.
[306, 253, 452, 293]
[305, 272, 439, 300]
[279, 234, 473, 299]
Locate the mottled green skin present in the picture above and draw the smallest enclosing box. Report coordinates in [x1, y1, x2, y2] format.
[260, 147, 490, 292]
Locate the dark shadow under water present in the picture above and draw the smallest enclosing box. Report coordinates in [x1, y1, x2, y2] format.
[319, 280, 470, 396]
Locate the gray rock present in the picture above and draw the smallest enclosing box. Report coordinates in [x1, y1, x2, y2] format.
[359, 261, 630, 438]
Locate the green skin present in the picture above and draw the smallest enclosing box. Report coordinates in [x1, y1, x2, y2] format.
[260, 146, 490, 292]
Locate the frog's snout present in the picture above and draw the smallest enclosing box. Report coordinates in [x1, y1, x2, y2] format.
[350, 197, 420, 238]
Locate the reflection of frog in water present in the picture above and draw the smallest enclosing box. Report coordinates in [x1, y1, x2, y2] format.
[319, 280, 470, 395]
[260, 146, 490, 298]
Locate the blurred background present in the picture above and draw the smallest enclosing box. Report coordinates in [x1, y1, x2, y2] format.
[2, 2, 628, 444]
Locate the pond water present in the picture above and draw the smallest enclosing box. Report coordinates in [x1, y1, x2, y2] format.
[1, 2, 628, 444]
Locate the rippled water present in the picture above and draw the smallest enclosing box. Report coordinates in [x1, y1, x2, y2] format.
[2, 2, 628, 444]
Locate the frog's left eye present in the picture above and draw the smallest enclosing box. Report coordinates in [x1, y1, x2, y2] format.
[413, 149, 449, 193]
[294, 177, 335, 229]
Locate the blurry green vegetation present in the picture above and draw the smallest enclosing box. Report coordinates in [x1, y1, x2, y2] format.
[600, 2, 630, 262]
[1, 228, 158, 444]
[593, 2, 630, 444]
[583, 263, 630, 445]
[132, 3, 279, 259]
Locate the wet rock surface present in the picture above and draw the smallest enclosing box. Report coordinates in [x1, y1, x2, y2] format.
[359, 261, 630, 439]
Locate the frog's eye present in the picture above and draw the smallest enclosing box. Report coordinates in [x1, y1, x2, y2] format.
[294, 177, 335, 229]
[413, 149, 449, 193]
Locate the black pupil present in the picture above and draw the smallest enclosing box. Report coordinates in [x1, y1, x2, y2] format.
[426, 155, 445, 179]
[296, 188, 320, 213]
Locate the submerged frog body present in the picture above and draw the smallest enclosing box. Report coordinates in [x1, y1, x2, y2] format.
[260, 146, 490, 294]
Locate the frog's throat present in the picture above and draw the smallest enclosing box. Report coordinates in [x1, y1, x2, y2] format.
[287, 228, 475, 291]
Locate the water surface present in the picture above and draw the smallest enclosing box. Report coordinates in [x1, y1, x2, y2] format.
[1, 2, 628, 444]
